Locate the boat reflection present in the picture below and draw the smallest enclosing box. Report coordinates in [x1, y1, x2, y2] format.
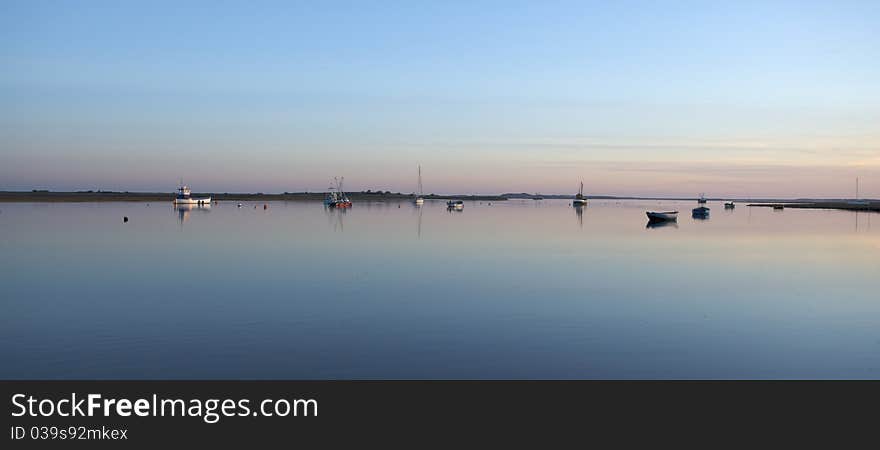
[646, 219, 678, 229]
[325, 205, 347, 232]
[574, 204, 585, 228]
[174, 203, 211, 226]
[416, 204, 423, 238]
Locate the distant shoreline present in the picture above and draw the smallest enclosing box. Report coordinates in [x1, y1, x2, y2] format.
[746, 201, 880, 212]
[1, 191, 878, 212]
[0, 191, 507, 202]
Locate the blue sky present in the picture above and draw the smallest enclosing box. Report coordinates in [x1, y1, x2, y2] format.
[1, 1, 878, 197]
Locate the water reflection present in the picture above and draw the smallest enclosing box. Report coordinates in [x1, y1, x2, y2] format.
[416, 204, 423, 238]
[174, 203, 211, 226]
[325, 206, 347, 232]
[574, 204, 585, 228]
[646, 220, 678, 229]
[3, 199, 880, 379]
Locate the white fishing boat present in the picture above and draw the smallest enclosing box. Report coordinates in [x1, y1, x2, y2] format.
[646, 211, 678, 221]
[173, 184, 211, 205]
[572, 182, 588, 206]
[414, 165, 425, 205]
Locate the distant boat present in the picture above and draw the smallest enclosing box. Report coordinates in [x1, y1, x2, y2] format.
[572, 182, 588, 206]
[697, 193, 707, 204]
[724, 201, 735, 209]
[414, 165, 425, 205]
[173, 184, 211, 205]
[325, 177, 352, 208]
[534, 193, 544, 200]
[692, 206, 710, 217]
[646, 211, 678, 222]
[447, 200, 464, 210]
[773, 204, 785, 210]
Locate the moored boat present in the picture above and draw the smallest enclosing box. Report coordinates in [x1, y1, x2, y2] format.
[447, 200, 464, 210]
[325, 177, 352, 208]
[724, 201, 735, 209]
[572, 182, 588, 206]
[697, 193, 707, 204]
[646, 211, 678, 222]
[173, 184, 211, 205]
[414, 165, 425, 205]
[692, 206, 710, 217]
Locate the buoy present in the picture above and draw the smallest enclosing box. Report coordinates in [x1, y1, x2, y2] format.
[123, 216, 129, 223]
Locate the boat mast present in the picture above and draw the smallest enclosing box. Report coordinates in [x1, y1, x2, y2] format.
[418, 165, 423, 196]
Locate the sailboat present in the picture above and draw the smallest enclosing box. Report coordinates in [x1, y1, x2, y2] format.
[572, 182, 587, 206]
[414, 165, 425, 205]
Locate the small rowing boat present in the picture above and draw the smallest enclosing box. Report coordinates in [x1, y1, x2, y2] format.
[692, 206, 710, 217]
[646, 211, 678, 221]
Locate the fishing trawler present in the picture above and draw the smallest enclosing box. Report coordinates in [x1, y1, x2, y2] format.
[324, 177, 352, 208]
[414, 165, 425, 205]
[173, 184, 211, 205]
[572, 182, 587, 206]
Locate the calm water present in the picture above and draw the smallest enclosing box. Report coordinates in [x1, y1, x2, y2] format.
[1, 199, 879, 379]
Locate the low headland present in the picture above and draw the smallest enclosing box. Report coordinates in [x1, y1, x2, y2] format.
[746, 201, 880, 212]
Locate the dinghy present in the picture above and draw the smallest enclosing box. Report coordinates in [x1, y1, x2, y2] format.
[646, 211, 678, 221]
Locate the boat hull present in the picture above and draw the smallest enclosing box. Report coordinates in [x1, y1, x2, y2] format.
[572, 199, 587, 206]
[692, 206, 710, 217]
[173, 197, 211, 204]
[646, 211, 678, 221]
[414, 198, 424, 205]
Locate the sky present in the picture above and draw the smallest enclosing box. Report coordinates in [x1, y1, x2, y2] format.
[1, 0, 878, 197]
